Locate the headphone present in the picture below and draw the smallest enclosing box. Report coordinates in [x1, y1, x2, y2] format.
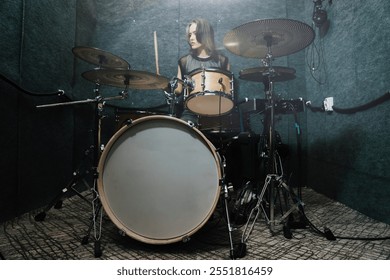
[312, 0, 328, 27]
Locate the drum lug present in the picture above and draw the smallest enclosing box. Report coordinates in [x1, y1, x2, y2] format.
[186, 120, 195, 127]
[125, 118, 133, 126]
[230, 73, 234, 100]
[182, 236, 191, 243]
[201, 67, 206, 92]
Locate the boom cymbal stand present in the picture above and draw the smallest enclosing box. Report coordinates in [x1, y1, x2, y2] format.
[78, 83, 128, 257]
[35, 82, 128, 257]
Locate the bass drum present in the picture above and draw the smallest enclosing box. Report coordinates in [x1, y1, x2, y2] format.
[97, 115, 222, 244]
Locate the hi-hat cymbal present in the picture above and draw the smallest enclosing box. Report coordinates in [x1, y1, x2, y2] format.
[239, 66, 296, 83]
[72, 46, 130, 69]
[82, 69, 169, 90]
[223, 19, 315, 58]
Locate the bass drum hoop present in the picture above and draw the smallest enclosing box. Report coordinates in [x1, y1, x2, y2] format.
[97, 115, 222, 244]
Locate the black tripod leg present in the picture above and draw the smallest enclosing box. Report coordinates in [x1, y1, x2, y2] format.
[34, 172, 88, 222]
[34, 175, 78, 222]
[69, 178, 91, 205]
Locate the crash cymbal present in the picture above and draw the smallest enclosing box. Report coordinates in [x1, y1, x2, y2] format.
[82, 69, 169, 90]
[72, 46, 130, 69]
[239, 66, 296, 83]
[223, 19, 315, 58]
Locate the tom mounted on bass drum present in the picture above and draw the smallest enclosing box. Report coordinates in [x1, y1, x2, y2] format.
[184, 67, 234, 116]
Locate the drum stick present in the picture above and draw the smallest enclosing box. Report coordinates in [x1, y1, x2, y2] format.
[154, 31, 160, 75]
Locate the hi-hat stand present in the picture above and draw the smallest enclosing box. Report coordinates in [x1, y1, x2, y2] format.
[35, 82, 127, 257]
[240, 48, 305, 245]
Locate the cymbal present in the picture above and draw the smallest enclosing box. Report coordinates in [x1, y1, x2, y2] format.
[72, 46, 130, 69]
[239, 66, 296, 83]
[82, 69, 169, 90]
[223, 19, 315, 58]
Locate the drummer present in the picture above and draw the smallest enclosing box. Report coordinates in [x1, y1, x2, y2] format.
[175, 18, 231, 125]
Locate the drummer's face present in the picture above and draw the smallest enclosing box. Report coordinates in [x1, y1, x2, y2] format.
[188, 23, 202, 50]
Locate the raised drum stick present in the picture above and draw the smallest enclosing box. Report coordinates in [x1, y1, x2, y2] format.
[154, 31, 160, 75]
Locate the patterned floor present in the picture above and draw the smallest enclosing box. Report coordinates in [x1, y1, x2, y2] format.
[0, 187, 389, 260]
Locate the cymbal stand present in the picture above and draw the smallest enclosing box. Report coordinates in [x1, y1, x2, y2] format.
[240, 44, 304, 245]
[36, 82, 128, 257]
[81, 82, 128, 257]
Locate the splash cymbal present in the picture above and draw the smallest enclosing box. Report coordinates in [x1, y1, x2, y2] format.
[82, 69, 169, 90]
[223, 19, 315, 58]
[239, 66, 296, 83]
[72, 46, 130, 69]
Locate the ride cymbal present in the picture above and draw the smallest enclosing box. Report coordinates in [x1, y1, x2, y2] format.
[239, 66, 296, 83]
[223, 18, 315, 58]
[72, 46, 130, 69]
[82, 69, 169, 90]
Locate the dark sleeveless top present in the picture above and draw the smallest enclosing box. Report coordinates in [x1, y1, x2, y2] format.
[178, 53, 229, 78]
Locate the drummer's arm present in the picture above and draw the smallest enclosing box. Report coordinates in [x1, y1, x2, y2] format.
[175, 65, 183, 95]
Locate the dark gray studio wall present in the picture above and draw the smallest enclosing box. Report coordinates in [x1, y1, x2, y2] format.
[303, 0, 390, 224]
[0, 1, 97, 222]
[80, 0, 309, 108]
[73, 0, 311, 161]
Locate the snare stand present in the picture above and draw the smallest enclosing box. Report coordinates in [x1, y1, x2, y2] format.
[164, 77, 182, 117]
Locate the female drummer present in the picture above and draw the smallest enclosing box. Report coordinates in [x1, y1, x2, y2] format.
[175, 18, 231, 125]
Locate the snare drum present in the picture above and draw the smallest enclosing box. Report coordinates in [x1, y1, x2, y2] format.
[97, 115, 222, 244]
[185, 68, 234, 116]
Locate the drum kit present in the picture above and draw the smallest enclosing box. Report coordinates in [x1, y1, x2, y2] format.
[37, 19, 314, 259]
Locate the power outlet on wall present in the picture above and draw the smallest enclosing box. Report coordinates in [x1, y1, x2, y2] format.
[323, 97, 334, 111]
